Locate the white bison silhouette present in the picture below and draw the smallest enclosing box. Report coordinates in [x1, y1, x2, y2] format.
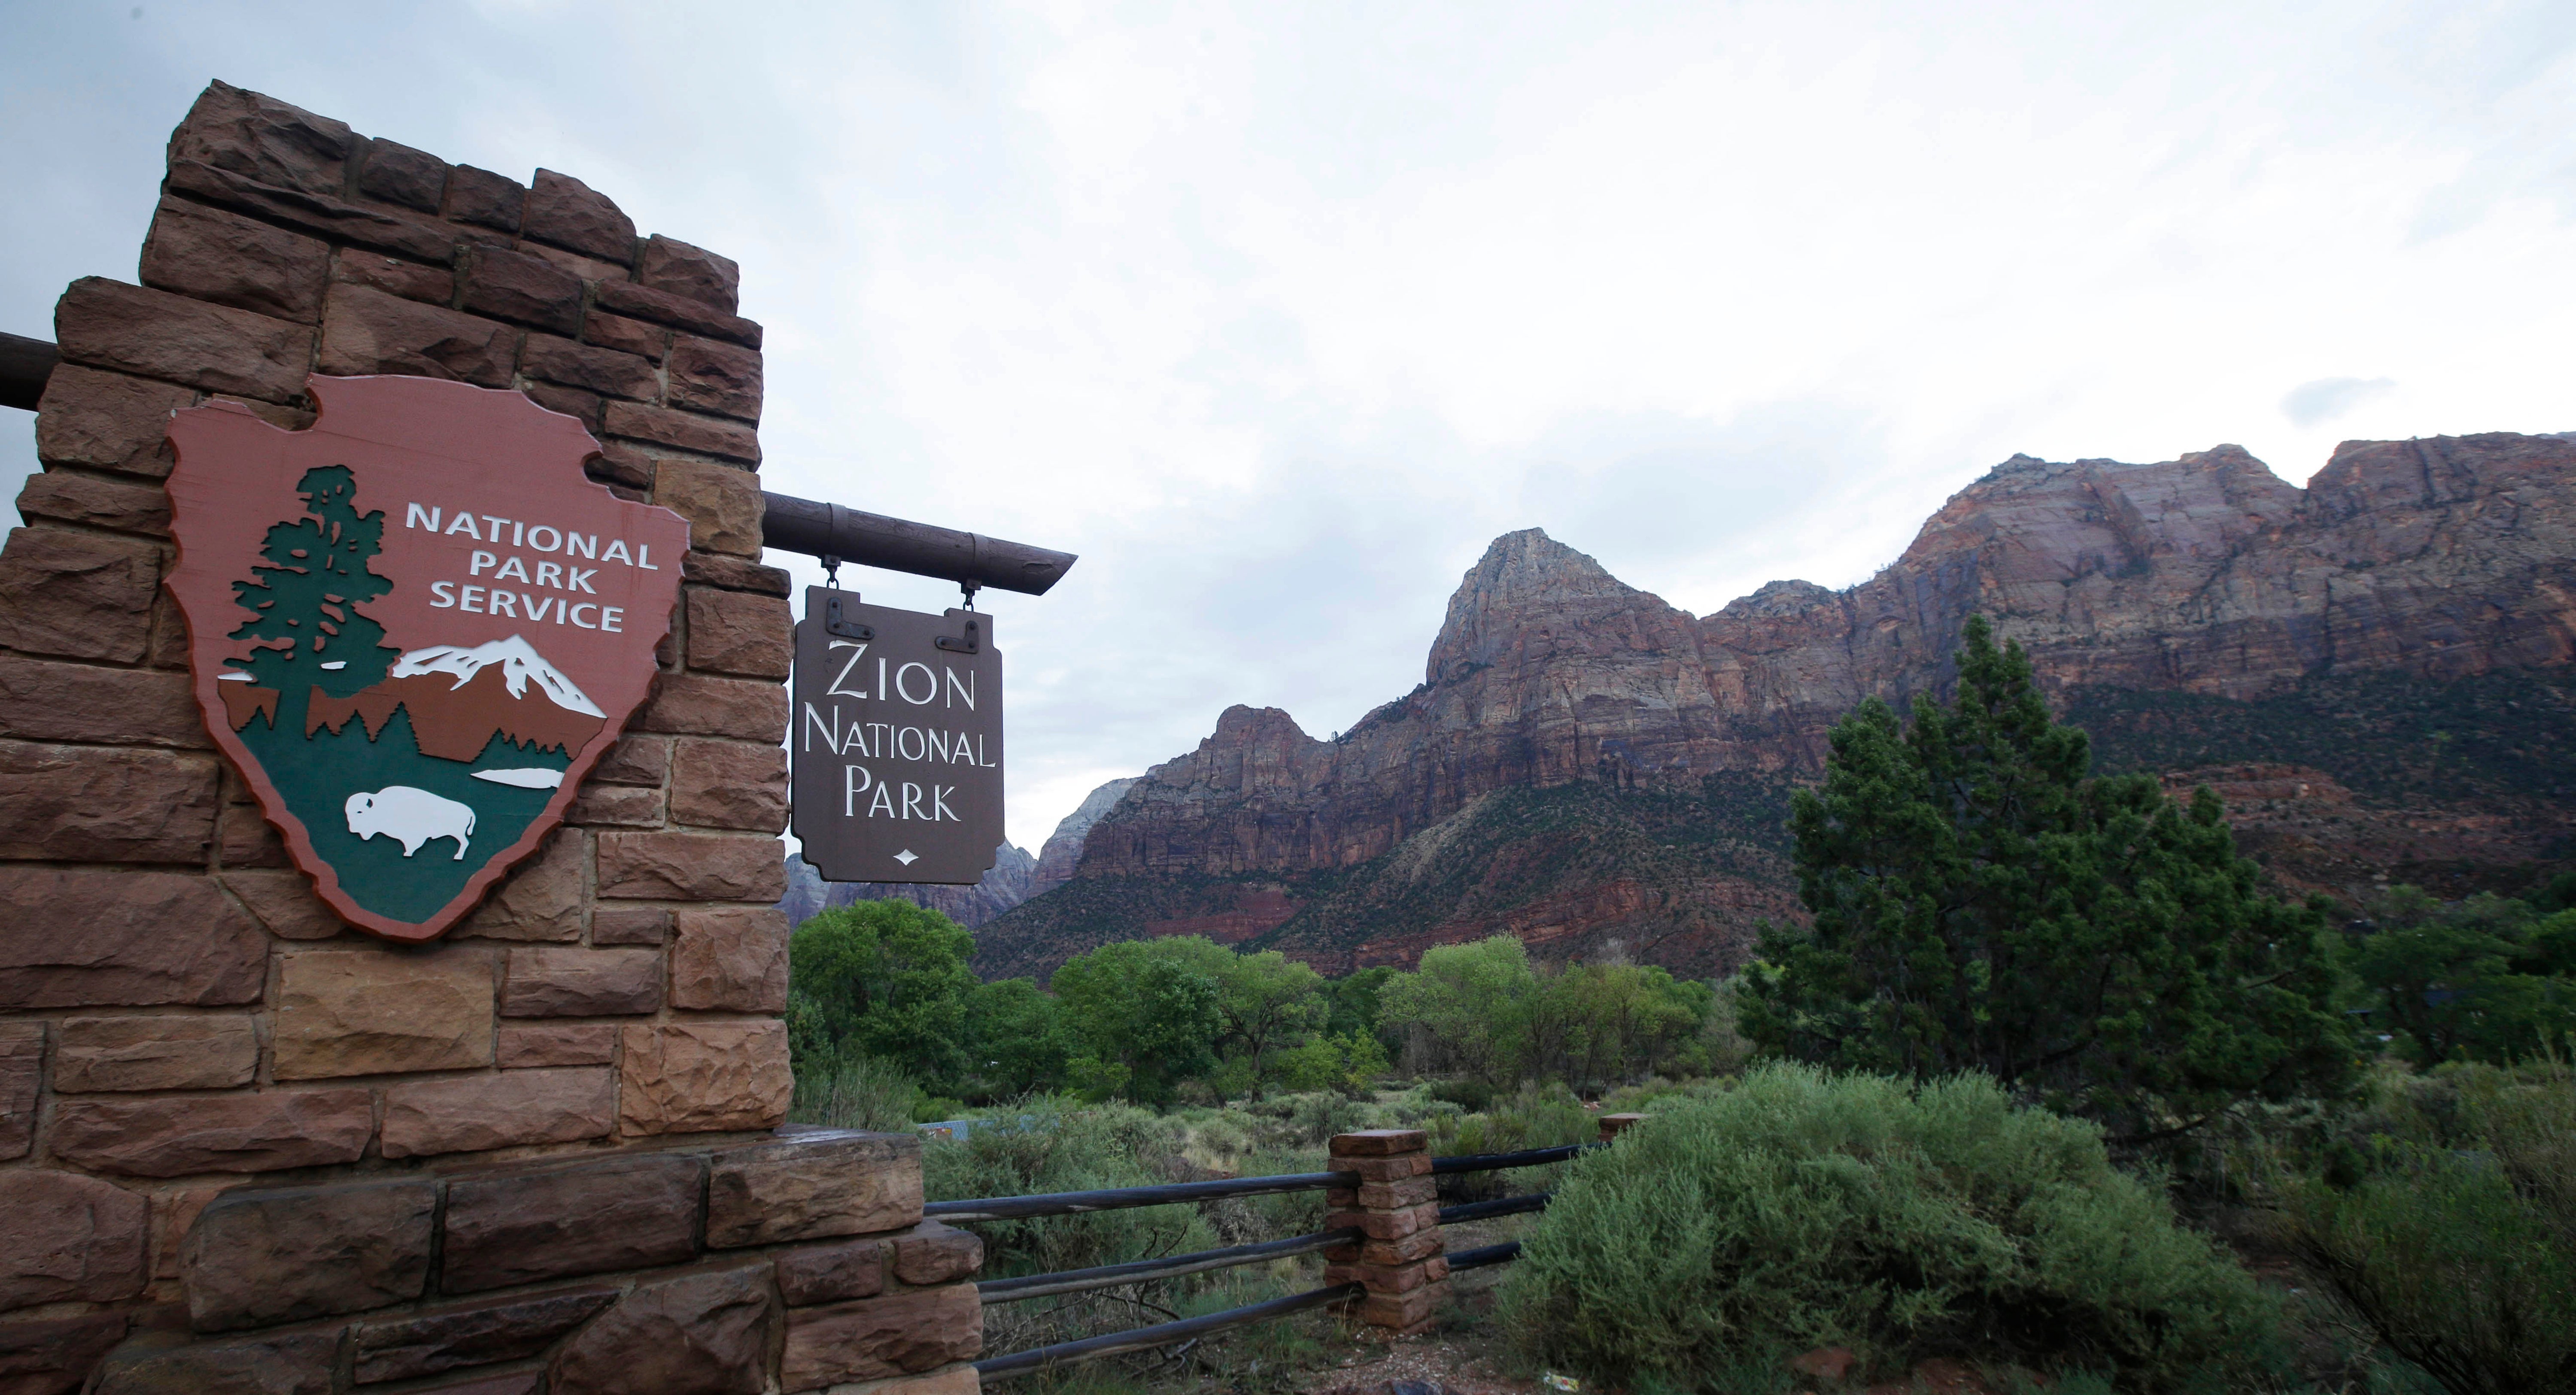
[345, 786, 476, 860]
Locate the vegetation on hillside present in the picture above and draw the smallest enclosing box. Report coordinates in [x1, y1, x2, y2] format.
[1741, 616, 2353, 1142]
[787, 617, 2576, 1394]
[1505, 1065, 2277, 1391]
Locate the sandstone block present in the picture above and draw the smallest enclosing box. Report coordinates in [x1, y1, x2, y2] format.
[169, 80, 352, 196]
[666, 337, 762, 422]
[462, 246, 583, 333]
[55, 276, 310, 404]
[151, 1186, 221, 1280]
[779, 1284, 982, 1391]
[381, 1066, 615, 1158]
[0, 1023, 36, 1159]
[217, 867, 342, 940]
[49, 1089, 372, 1177]
[837, 1364, 983, 1395]
[594, 277, 762, 349]
[1323, 1201, 1440, 1242]
[1354, 1280, 1448, 1332]
[520, 378, 601, 428]
[549, 1265, 769, 1395]
[609, 401, 759, 465]
[497, 1022, 616, 1067]
[671, 905, 789, 1012]
[0, 525, 160, 662]
[165, 155, 460, 263]
[218, 797, 289, 867]
[522, 332, 658, 400]
[334, 247, 456, 304]
[183, 1179, 435, 1330]
[706, 1131, 920, 1247]
[411, 1373, 541, 1395]
[271, 947, 495, 1078]
[523, 170, 635, 264]
[583, 308, 669, 361]
[618, 1020, 791, 1135]
[775, 1238, 886, 1307]
[1352, 1228, 1446, 1267]
[1329, 1129, 1428, 1157]
[891, 1222, 985, 1287]
[0, 740, 217, 862]
[682, 548, 792, 596]
[522, 241, 632, 284]
[357, 137, 449, 212]
[0, 1312, 130, 1394]
[319, 283, 517, 386]
[499, 946, 662, 1017]
[0, 654, 197, 751]
[636, 672, 787, 742]
[56, 1015, 258, 1092]
[459, 827, 584, 941]
[140, 197, 328, 322]
[90, 1327, 336, 1395]
[1343, 1153, 1431, 1183]
[352, 1286, 616, 1384]
[638, 236, 740, 313]
[568, 781, 662, 826]
[597, 828, 784, 901]
[1326, 1254, 1447, 1294]
[0, 867, 267, 1008]
[445, 165, 526, 230]
[441, 1153, 702, 1292]
[590, 734, 670, 786]
[683, 587, 792, 678]
[15, 467, 173, 540]
[31, 364, 191, 478]
[589, 904, 670, 946]
[1356, 1175, 1437, 1209]
[0, 1170, 147, 1309]
[670, 739, 786, 832]
[587, 440, 656, 490]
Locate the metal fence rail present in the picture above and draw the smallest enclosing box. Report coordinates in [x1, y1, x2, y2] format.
[978, 1226, 1363, 1304]
[961, 1140, 1582, 1380]
[926, 1170, 1358, 1222]
[975, 1282, 1365, 1383]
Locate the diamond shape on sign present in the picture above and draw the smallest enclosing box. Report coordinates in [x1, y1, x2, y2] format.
[894, 850, 918, 865]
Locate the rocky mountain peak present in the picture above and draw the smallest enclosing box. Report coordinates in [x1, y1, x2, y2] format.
[1426, 528, 1660, 684]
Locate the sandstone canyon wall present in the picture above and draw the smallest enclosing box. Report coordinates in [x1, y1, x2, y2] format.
[975, 433, 2576, 981]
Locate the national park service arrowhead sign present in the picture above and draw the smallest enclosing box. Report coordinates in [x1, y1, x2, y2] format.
[165, 375, 689, 941]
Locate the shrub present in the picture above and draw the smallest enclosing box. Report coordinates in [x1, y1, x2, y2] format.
[787, 1052, 922, 1133]
[2275, 1057, 2576, 1395]
[1500, 1063, 2275, 1391]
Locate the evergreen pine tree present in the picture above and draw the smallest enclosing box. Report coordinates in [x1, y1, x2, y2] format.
[230, 466, 397, 701]
[1738, 616, 2353, 1140]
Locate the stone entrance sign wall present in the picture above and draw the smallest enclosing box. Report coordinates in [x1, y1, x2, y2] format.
[0, 82, 982, 1394]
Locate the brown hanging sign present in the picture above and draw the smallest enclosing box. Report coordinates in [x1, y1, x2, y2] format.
[791, 588, 1005, 885]
[164, 375, 688, 942]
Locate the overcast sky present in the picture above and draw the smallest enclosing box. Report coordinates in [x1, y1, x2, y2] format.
[5, 1, 2573, 851]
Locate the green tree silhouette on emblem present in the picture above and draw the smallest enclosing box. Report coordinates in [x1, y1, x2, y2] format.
[230, 465, 397, 700]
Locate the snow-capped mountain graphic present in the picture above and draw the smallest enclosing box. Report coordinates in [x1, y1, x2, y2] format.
[305, 634, 609, 762]
[390, 637, 606, 717]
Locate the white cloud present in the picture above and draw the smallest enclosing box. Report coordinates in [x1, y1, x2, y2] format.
[5, 0, 2574, 850]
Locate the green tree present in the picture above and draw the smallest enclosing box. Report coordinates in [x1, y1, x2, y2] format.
[1739, 616, 2352, 1140]
[2344, 888, 2576, 1063]
[1210, 949, 1327, 1101]
[1379, 935, 1541, 1087]
[1050, 938, 1228, 1104]
[787, 900, 978, 1088]
[1323, 965, 1397, 1050]
[231, 465, 397, 702]
[963, 977, 1071, 1096]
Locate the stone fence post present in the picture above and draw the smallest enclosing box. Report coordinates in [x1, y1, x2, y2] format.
[1323, 1128, 1448, 1336]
